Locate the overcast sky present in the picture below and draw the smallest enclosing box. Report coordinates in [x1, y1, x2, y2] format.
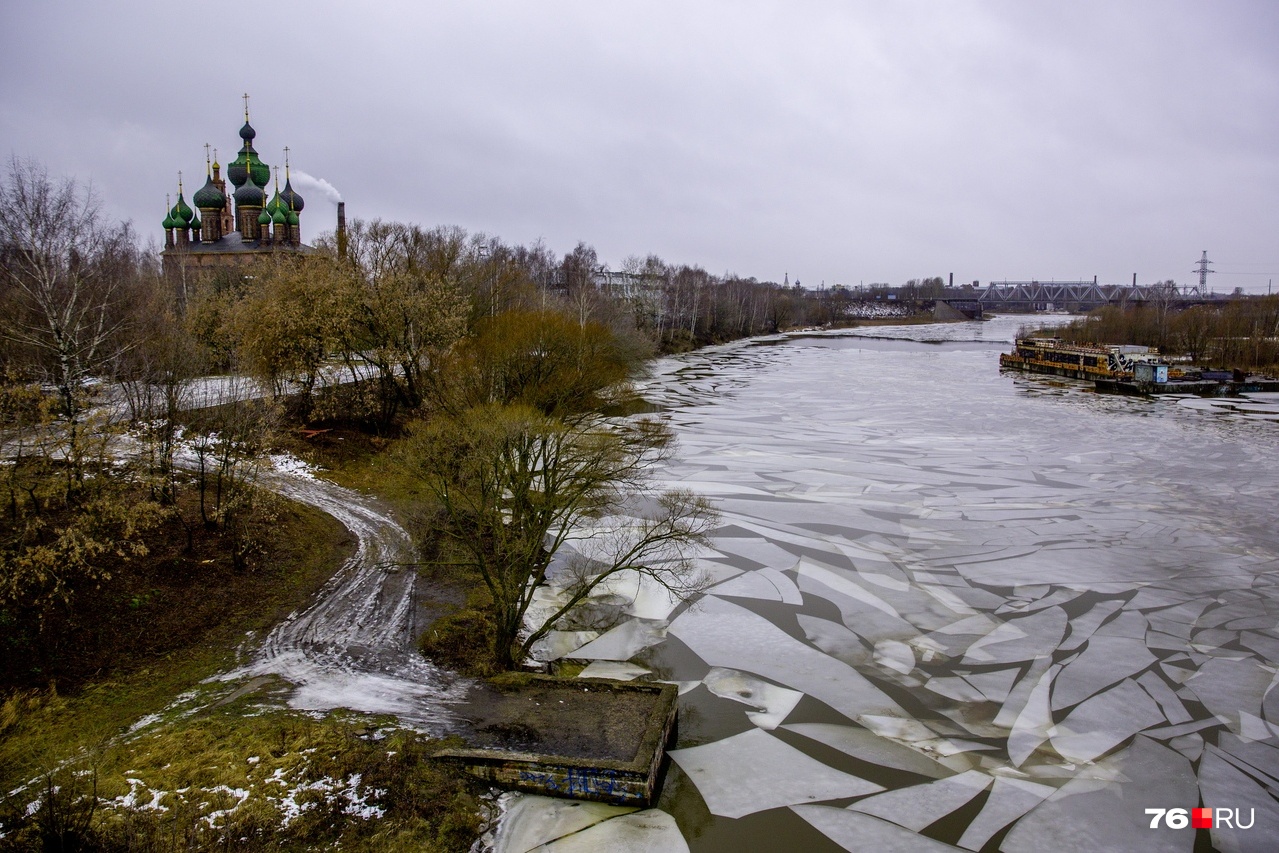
[3, 0, 1277, 292]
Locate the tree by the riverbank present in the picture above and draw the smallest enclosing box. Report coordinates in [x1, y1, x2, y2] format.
[1043, 294, 1279, 372]
[398, 309, 715, 671]
[402, 402, 715, 671]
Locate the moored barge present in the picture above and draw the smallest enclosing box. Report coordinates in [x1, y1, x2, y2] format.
[1002, 337, 1279, 396]
[999, 337, 1156, 382]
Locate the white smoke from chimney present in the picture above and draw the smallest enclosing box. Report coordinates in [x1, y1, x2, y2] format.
[290, 170, 343, 204]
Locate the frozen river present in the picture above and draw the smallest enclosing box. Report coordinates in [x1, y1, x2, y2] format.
[566, 317, 1279, 853]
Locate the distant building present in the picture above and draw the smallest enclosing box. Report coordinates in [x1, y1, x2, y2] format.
[161, 100, 340, 279]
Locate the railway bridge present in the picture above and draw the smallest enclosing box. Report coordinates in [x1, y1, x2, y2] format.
[941, 281, 1222, 314]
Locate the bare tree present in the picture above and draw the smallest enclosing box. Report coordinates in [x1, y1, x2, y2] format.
[0, 158, 137, 491]
[401, 403, 716, 670]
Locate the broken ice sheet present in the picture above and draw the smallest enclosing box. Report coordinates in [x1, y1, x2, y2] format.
[668, 595, 908, 719]
[537, 809, 689, 853]
[1216, 733, 1279, 787]
[1239, 711, 1279, 743]
[782, 722, 953, 779]
[1185, 655, 1276, 731]
[795, 614, 872, 667]
[847, 769, 992, 831]
[577, 661, 651, 681]
[1008, 664, 1059, 767]
[1050, 636, 1157, 710]
[1050, 678, 1167, 764]
[702, 667, 803, 730]
[962, 668, 1020, 704]
[790, 806, 961, 853]
[996, 587, 1079, 615]
[667, 728, 883, 819]
[528, 631, 599, 662]
[796, 571, 920, 644]
[707, 537, 799, 568]
[961, 607, 1066, 665]
[795, 558, 901, 618]
[856, 714, 939, 744]
[956, 776, 1055, 852]
[1198, 748, 1277, 853]
[709, 566, 803, 604]
[925, 676, 987, 704]
[1135, 671, 1192, 725]
[1002, 737, 1196, 853]
[589, 572, 688, 621]
[565, 619, 667, 662]
[1168, 732, 1204, 762]
[872, 639, 915, 675]
[492, 794, 636, 853]
[993, 658, 1053, 729]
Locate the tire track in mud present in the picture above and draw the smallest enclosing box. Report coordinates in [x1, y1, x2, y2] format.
[218, 471, 471, 731]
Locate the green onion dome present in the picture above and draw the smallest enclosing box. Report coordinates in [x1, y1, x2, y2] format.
[172, 192, 194, 224]
[249, 154, 269, 189]
[191, 175, 225, 209]
[287, 209, 299, 226]
[280, 178, 304, 213]
[193, 175, 225, 209]
[190, 210, 201, 231]
[258, 206, 272, 225]
[227, 150, 248, 187]
[228, 146, 270, 189]
[266, 190, 287, 216]
[162, 211, 177, 229]
[272, 207, 288, 226]
[234, 171, 265, 207]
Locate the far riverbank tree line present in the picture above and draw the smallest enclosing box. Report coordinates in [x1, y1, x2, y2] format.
[1041, 296, 1279, 372]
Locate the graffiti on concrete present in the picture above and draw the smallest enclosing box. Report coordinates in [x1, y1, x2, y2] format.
[518, 767, 627, 799]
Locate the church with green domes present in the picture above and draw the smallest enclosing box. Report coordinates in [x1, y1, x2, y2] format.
[161, 98, 334, 277]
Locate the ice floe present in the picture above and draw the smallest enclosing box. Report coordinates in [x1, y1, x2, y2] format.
[577, 661, 651, 680]
[1197, 748, 1277, 853]
[791, 806, 963, 852]
[667, 595, 908, 719]
[492, 794, 635, 853]
[781, 723, 954, 779]
[709, 566, 803, 604]
[1050, 635, 1157, 710]
[701, 667, 803, 730]
[667, 728, 883, 819]
[567, 321, 1279, 849]
[956, 776, 1054, 851]
[1001, 737, 1196, 852]
[847, 769, 991, 830]
[536, 809, 689, 852]
[1051, 678, 1167, 763]
[565, 620, 667, 662]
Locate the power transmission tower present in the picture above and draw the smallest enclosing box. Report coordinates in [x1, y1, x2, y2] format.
[1192, 250, 1215, 295]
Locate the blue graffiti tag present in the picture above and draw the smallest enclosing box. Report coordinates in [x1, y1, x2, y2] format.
[519, 767, 623, 798]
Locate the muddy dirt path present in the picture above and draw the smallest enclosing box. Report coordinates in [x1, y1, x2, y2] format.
[222, 470, 471, 730]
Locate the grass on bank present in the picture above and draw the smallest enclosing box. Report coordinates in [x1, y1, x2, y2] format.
[0, 498, 354, 791]
[0, 433, 489, 851]
[0, 700, 481, 852]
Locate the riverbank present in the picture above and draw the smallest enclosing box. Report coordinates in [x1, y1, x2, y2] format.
[0, 453, 493, 851]
[0, 496, 355, 788]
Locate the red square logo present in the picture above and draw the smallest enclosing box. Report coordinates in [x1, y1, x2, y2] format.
[1192, 808, 1213, 829]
